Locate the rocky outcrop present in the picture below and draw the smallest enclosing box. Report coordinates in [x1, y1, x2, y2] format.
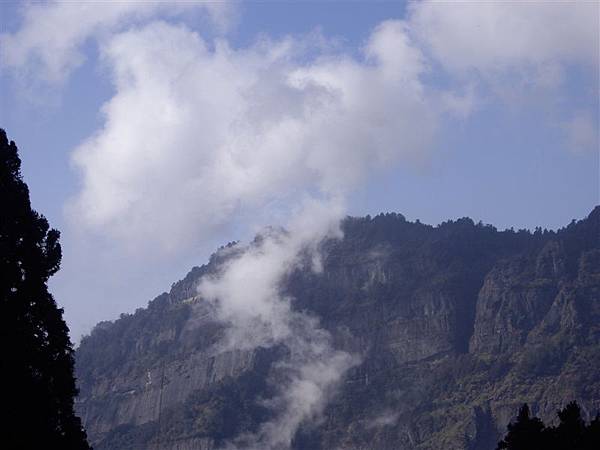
[75, 207, 600, 449]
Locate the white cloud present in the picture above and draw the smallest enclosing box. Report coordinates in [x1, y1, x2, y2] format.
[408, 1, 599, 79]
[0, 0, 233, 83]
[5, 2, 596, 254]
[67, 20, 436, 252]
[406, 1, 599, 146]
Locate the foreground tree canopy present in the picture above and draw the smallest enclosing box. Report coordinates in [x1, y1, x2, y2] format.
[497, 401, 600, 450]
[0, 129, 89, 449]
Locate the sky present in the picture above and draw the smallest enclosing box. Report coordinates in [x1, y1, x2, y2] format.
[0, 1, 598, 342]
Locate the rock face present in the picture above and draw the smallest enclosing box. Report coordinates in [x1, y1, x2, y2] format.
[75, 208, 600, 449]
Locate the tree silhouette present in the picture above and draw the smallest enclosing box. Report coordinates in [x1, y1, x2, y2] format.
[0, 129, 90, 449]
[496, 404, 547, 450]
[553, 401, 586, 449]
[497, 401, 600, 450]
[584, 414, 600, 450]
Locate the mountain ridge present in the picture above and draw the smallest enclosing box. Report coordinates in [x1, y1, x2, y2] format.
[75, 207, 600, 449]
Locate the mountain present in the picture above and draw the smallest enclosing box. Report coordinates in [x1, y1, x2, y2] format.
[75, 207, 600, 450]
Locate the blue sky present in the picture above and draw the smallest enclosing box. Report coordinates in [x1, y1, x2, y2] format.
[1, 1, 598, 340]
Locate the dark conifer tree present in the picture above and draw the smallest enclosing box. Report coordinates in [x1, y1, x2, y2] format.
[498, 402, 600, 450]
[553, 401, 586, 449]
[0, 129, 90, 449]
[496, 404, 546, 450]
[583, 414, 600, 450]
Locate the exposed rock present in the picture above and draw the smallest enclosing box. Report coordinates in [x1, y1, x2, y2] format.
[75, 207, 600, 449]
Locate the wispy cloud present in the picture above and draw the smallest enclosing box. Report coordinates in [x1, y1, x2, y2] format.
[365, 409, 400, 429]
[198, 198, 359, 448]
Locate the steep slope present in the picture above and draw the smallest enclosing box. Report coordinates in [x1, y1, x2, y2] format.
[75, 208, 600, 449]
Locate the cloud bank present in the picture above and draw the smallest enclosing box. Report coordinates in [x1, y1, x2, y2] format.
[2, 2, 595, 251]
[67, 19, 437, 252]
[0, 1, 587, 251]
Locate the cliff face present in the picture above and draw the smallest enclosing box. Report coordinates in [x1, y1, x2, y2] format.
[75, 208, 600, 450]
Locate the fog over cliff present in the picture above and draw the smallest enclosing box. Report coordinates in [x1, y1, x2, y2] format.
[197, 199, 359, 448]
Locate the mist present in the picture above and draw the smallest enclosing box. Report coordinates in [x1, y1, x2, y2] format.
[197, 198, 359, 448]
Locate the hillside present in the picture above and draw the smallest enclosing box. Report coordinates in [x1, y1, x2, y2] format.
[75, 207, 600, 449]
